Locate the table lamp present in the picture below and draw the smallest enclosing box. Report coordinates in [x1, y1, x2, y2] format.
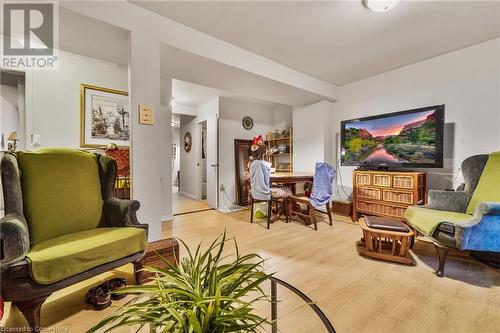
[7, 131, 18, 152]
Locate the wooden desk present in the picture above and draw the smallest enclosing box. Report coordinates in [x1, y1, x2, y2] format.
[270, 172, 313, 184]
[269, 172, 314, 223]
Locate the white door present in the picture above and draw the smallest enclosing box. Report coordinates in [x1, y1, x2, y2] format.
[206, 113, 218, 208]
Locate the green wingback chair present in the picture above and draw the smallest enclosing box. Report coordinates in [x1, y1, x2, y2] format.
[0, 148, 148, 328]
[405, 152, 500, 276]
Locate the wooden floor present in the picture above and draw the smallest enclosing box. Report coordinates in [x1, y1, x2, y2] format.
[172, 189, 212, 215]
[2, 209, 499, 332]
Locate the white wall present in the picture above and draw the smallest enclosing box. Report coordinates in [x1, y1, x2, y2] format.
[178, 97, 220, 200]
[333, 38, 500, 197]
[0, 84, 20, 212]
[172, 126, 180, 186]
[0, 85, 19, 147]
[218, 98, 292, 208]
[179, 114, 198, 198]
[27, 50, 128, 148]
[272, 104, 293, 130]
[293, 100, 336, 172]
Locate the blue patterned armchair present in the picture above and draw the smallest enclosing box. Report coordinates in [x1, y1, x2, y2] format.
[405, 153, 500, 276]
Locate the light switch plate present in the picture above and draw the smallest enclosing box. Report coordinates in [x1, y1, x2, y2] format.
[139, 105, 154, 125]
[32, 134, 41, 146]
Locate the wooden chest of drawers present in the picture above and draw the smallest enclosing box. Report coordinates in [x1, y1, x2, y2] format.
[352, 170, 426, 221]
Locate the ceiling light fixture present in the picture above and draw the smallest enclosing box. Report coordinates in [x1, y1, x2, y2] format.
[362, 0, 399, 12]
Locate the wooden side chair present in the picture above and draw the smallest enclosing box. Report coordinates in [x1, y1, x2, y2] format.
[248, 160, 290, 229]
[249, 193, 289, 229]
[105, 146, 131, 199]
[290, 196, 332, 230]
[290, 162, 336, 230]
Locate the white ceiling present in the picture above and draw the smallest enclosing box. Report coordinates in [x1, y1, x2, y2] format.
[172, 79, 284, 109]
[171, 113, 180, 128]
[55, 7, 331, 106]
[161, 43, 331, 106]
[59, 7, 129, 66]
[134, 1, 500, 85]
[172, 79, 224, 107]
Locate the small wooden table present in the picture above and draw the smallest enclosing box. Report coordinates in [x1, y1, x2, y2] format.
[358, 216, 414, 265]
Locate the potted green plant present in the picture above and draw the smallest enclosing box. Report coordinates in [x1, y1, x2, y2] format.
[88, 233, 272, 333]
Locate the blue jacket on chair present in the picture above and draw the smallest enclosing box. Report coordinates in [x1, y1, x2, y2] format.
[310, 162, 336, 207]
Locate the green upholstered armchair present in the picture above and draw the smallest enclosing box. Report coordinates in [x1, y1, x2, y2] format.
[0, 148, 148, 328]
[405, 153, 500, 276]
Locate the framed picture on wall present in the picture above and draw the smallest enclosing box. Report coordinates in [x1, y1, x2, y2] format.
[80, 84, 129, 148]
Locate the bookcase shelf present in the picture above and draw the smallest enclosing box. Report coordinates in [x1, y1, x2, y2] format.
[266, 130, 293, 173]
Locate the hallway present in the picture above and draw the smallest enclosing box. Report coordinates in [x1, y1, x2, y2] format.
[172, 187, 212, 215]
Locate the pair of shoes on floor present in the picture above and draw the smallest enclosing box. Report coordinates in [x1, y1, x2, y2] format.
[84, 278, 127, 310]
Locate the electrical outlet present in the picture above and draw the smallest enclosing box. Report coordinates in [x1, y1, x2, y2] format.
[219, 184, 225, 192]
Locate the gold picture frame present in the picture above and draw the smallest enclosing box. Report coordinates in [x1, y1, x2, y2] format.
[80, 84, 129, 148]
[184, 131, 192, 153]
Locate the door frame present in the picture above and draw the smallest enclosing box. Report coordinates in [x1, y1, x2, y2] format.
[195, 114, 219, 209]
[196, 120, 206, 200]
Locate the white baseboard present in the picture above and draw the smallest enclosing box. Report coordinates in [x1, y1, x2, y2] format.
[162, 214, 174, 222]
[218, 206, 245, 213]
[178, 191, 198, 200]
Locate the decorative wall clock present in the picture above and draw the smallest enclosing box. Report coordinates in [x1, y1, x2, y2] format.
[184, 131, 192, 152]
[242, 116, 254, 130]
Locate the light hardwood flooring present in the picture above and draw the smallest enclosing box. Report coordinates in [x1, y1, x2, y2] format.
[172, 189, 212, 215]
[2, 209, 499, 332]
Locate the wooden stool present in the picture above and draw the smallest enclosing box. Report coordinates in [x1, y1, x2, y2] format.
[358, 216, 414, 265]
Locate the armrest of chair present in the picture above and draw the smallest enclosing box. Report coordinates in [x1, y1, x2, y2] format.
[0, 214, 30, 266]
[423, 190, 471, 213]
[454, 202, 500, 251]
[103, 198, 149, 234]
[473, 202, 500, 215]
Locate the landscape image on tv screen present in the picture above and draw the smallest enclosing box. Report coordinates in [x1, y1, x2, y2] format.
[343, 109, 439, 166]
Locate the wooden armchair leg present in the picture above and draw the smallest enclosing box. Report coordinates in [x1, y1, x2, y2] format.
[133, 257, 146, 284]
[434, 243, 450, 277]
[326, 202, 333, 226]
[15, 295, 50, 329]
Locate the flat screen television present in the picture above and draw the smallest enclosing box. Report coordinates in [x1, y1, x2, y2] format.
[341, 105, 445, 168]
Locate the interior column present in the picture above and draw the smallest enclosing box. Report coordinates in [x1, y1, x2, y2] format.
[129, 32, 169, 241]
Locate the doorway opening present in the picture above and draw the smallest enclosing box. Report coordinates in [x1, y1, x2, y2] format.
[200, 121, 208, 200]
[1, 70, 26, 217]
[172, 113, 214, 216]
[1, 70, 26, 151]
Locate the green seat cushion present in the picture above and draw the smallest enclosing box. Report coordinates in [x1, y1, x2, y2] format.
[466, 151, 500, 215]
[404, 206, 471, 236]
[17, 148, 104, 245]
[27, 227, 147, 285]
